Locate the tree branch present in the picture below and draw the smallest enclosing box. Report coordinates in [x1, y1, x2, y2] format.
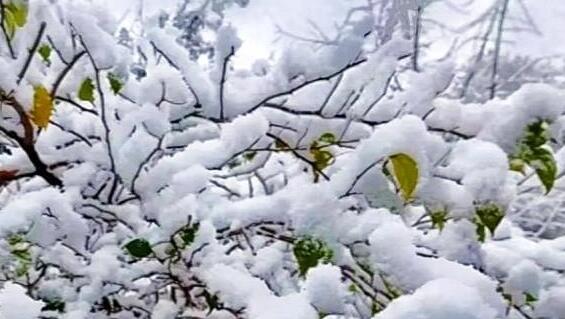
[17, 22, 47, 84]
[489, 0, 510, 99]
[219, 46, 235, 121]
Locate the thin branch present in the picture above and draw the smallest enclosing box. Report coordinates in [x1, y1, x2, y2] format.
[17, 22, 47, 84]
[412, 5, 423, 72]
[489, 0, 510, 100]
[55, 96, 98, 115]
[219, 46, 235, 121]
[50, 51, 86, 97]
[341, 160, 383, 198]
[266, 133, 330, 181]
[49, 120, 93, 147]
[79, 35, 120, 203]
[247, 58, 369, 114]
[318, 73, 343, 114]
[0, 1, 15, 59]
[459, 9, 498, 99]
[149, 40, 201, 107]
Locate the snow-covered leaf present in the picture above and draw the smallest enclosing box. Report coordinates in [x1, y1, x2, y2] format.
[388, 153, 419, 201]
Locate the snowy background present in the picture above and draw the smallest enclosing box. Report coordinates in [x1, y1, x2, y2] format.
[100, 0, 565, 65]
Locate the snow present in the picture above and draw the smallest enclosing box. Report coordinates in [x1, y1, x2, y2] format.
[504, 260, 542, 296]
[536, 286, 565, 319]
[0, 282, 44, 319]
[368, 214, 505, 313]
[204, 264, 272, 309]
[151, 300, 179, 319]
[248, 293, 317, 319]
[304, 264, 347, 314]
[331, 115, 443, 198]
[374, 279, 498, 319]
[437, 138, 512, 205]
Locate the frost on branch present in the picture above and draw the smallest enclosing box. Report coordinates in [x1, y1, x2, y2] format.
[0, 0, 564, 318]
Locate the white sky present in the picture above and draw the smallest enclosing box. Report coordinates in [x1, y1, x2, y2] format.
[97, 0, 565, 67]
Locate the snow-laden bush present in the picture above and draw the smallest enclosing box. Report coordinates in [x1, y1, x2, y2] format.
[0, 1, 564, 318]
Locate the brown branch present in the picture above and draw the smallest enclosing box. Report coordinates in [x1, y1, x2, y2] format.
[0, 126, 63, 187]
[0, 92, 63, 187]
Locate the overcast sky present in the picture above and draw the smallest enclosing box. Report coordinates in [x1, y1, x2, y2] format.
[98, 0, 565, 67]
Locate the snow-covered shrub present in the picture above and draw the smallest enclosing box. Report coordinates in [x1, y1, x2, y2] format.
[0, 1, 564, 318]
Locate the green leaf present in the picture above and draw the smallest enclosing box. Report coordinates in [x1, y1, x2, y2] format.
[8, 234, 31, 277]
[2, 1, 27, 39]
[475, 222, 486, 243]
[275, 139, 289, 151]
[525, 292, 537, 307]
[502, 292, 513, 303]
[387, 153, 419, 201]
[430, 210, 448, 231]
[42, 298, 65, 313]
[512, 120, 557, 193]
[509, 158, 526, 174]
[107, 73, 123, 94]
[180, 223, 199, 246]
[243, 151, 257, 161]
[203, 290, 219, 312]
[293, 237, 333, 276]
[530, 147, 557, 194]
[3, 9, 16, 39]
[78, 78, 95, 102]
[38, 44, 51, 63]
[475, 204, 504, 237]
[124, 238, 152, 258]
[319, 132, 336, 144]
[312, 149, 333, 170]
[522, 121, 549, 149]
[371, 302, 382, 315]
[309, 140, 335, 182]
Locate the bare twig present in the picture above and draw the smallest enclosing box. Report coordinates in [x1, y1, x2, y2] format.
[219, 46, 235, 121]
[17, 22, 47, 84]
[489, 0, 510, 100]
[51, 51, 87, 96]
[412, 5, 423, 72]
[0, 1, 15, 59]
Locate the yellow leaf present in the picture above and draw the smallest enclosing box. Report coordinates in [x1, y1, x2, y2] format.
[388, 153, 419, 201]
[3, 9, 16, 38]
[2, 1, 27, 39]
[9, 2, 27, 27]
[31, 85, 53, 129]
